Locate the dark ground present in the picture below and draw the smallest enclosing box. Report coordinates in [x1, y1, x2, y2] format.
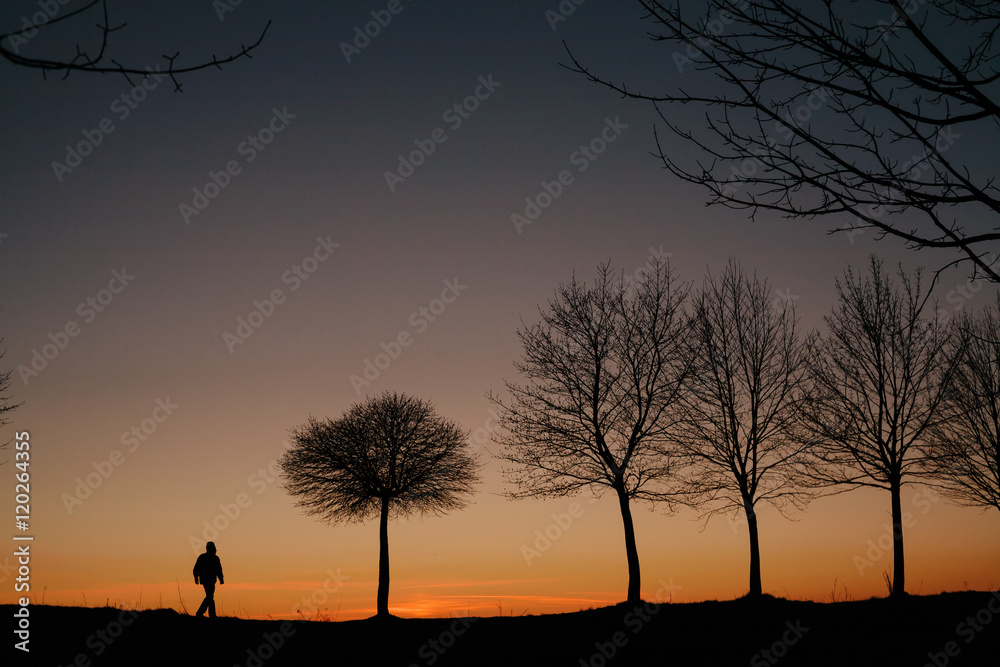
[5, 591, 1000, 666]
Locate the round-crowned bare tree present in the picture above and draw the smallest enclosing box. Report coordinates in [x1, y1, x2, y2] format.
[280, 391, 479, 618]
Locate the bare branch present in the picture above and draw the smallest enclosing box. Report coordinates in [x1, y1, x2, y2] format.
[920, 295, 1000, 512]
[565, 0, 1000, 281]
[1, 0, 270, 91]
[491, 261, 691, 503]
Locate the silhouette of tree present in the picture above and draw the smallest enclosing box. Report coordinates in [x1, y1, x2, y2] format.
[922, 298, 1000, 513]
[800, 255, 958, 598]
[279, 391, 479, 618]
[1, 347, 20, 433]
[673, 259, 810, 597]
[0, 350, 18, 428]
[490, 260, 690, 604]
[1, 313, 23, 448]
[565, 1, 1000, 282]
[1, 0, 269, 91]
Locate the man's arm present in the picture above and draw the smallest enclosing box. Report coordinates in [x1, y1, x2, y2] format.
[193, 556, 200, 584]
[218, 558, 224, 585]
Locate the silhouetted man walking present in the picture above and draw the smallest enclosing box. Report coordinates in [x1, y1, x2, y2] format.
[193, 541, 224, 617]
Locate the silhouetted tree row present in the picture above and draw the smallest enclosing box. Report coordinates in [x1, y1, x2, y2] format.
[493, 256, 997, 602]
[279, 256, 997, 615]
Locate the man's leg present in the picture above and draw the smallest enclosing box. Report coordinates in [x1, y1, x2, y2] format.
[196, 586, 209, 617]
[205, 582, 217, 617]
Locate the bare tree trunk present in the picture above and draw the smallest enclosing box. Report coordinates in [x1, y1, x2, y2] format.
[615, 483, 641, 603]
[890, 484, 906, 598]
[377, 496, 390, 616]
[745, 500, 762, 597]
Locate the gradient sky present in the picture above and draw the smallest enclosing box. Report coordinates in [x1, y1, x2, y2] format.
[1, 1, 997, 621]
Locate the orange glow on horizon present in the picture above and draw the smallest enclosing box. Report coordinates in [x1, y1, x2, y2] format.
[2, 406, 997, 623]
[4, 470, 999, 622]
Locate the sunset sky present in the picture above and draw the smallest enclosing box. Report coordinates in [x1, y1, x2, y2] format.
[1, 1, 997, 622]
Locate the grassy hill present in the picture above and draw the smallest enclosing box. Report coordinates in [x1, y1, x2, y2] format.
[6, 591, 999, 666]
